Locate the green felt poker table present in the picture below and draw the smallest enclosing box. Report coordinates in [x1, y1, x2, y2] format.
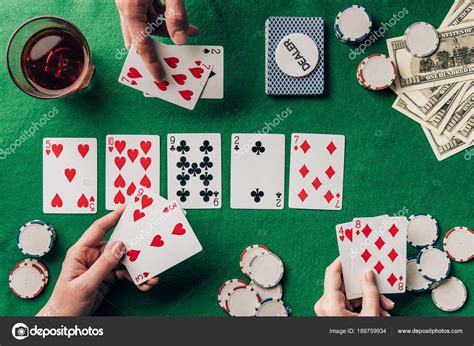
[0, 0, 472, 317]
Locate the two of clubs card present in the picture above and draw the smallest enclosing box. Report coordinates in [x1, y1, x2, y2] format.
[335, 215, 408, 299]
[119, 40, 224, 110]
[108, 188, 202, 285]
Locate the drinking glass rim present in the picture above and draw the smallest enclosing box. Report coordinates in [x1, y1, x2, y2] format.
[6, 15, 93, 99]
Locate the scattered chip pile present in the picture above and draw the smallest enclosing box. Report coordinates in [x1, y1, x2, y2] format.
[9, 220, 56, 299]
[405, 213, 472, 312]
[218, 244, 289, 317]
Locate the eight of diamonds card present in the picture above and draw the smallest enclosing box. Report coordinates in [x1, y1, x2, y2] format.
[167, 133, 221, 209]
[230, 134, 285, 209]
[43, 138, 97, 214]
[105, 135, 160, 210]
[289, 133, 345, 210]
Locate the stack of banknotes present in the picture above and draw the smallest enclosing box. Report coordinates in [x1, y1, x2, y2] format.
[389, 0, 474, 161]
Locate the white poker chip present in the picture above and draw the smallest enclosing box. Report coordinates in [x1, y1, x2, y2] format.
[275, 33, 319, 77]
[249, 252, 284, 288]
[254, 298, 289, 317]
[9, 259, 48, 299]
[249, 281, 283, 300]
[357, 54, 396, 91]
[406, 258, 432, 292]
[431, 277, 467, 312]
[18, 220, 56, 257]
[334, 5, 372, 43]
[443, 226, 473, 262]
[416, 246, 451, 282]
[407, 214, 440, 248]
[226, 285, 261, 317]
[404, 22, 439, 58]
[217, 279, 248, 312]
[240, 244, 270, 278]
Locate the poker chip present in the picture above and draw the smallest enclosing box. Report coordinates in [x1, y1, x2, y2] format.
[9, 259, 48, 299]
[431, 277, 467, 312]
[416, 246, 451, 282]
[334, 5, 372, 44]
[404, 22, 439, 58]
[254, 298, 289, 317]
[407, 214, 440, 248]
[240, 244, 270, 278]
[406, 257, 433, 292]
[249, 281, 283, 300]
[225, 285, 261, 317]
[443, 226, 474, 262]
[217, 279, 248, 312]
[248, 252, 284, 288]
[357, 54, 396, 91]
[275, 33, 319, 77]
[17, 220, 56, 257]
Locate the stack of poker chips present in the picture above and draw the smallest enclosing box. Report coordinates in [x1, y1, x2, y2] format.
[405, 214, 472, 312]
[9, 220, 56, 299]
[218, 244, 289, 317]
[334, 5, 372, 44]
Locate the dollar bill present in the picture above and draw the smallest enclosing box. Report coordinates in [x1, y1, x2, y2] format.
[388, 23, 474, 93]
[444, 81, 474, 138]
[455, 113, 474, 141]
[392, 96, 473, 161]
[443, 1, 474, 27]
[394, 84, 465, 134]
[443, 0, 470, 26]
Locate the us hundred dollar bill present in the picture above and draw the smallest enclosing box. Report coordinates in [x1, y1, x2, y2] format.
[387, 23, 474, 93]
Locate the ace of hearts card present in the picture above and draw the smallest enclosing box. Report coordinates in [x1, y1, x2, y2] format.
[108, 188, 202, 285]
[43, 138, 97, 214]
[289, 133, 345, 210]
[105, 135, 160, 210]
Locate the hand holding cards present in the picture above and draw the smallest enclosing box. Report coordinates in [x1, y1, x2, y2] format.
[336, 215, 408, 299]
[109, 189, 202, 285]
[119, 41, 224, 109]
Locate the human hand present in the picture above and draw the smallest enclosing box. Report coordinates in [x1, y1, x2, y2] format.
[37, 207, 159, 316]
[314, 257, 395, 317]
[115, 0, 199, 81]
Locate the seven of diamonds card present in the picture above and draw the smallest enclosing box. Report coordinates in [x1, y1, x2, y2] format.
[43, 138, 97, 214]
[167, 133, 221, 209]
[230, 134, 285, 209]
[289, 133, 345, 210]
[105, 135, 160, 210]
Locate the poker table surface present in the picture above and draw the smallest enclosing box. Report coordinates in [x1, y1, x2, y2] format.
[0, 0, 472, 317]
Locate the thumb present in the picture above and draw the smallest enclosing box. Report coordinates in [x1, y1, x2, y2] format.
[83, 241, 125, 290]
[360, 270, 380, 316]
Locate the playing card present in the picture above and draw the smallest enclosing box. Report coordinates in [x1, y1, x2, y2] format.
[265, 17, 324, 96]
[167, 133, 221, 209]
[350, 216, 407, 296]
[144, 44, 224, 99]
[105, 135, 160, 210]
[335, 221, 360, 300]
[118, 41, 213, 110]
[43, 138, 97, 214]
[230, 134, 285, 209]
[108, 188, 202, 285]
[289, 133, 345, 210]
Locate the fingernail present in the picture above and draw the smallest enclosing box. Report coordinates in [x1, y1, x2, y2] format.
[172, 30, 188, 44]
[365, 270, 374, 281]
[387, 298, 395, 306]
[111, 241, 125, 257]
